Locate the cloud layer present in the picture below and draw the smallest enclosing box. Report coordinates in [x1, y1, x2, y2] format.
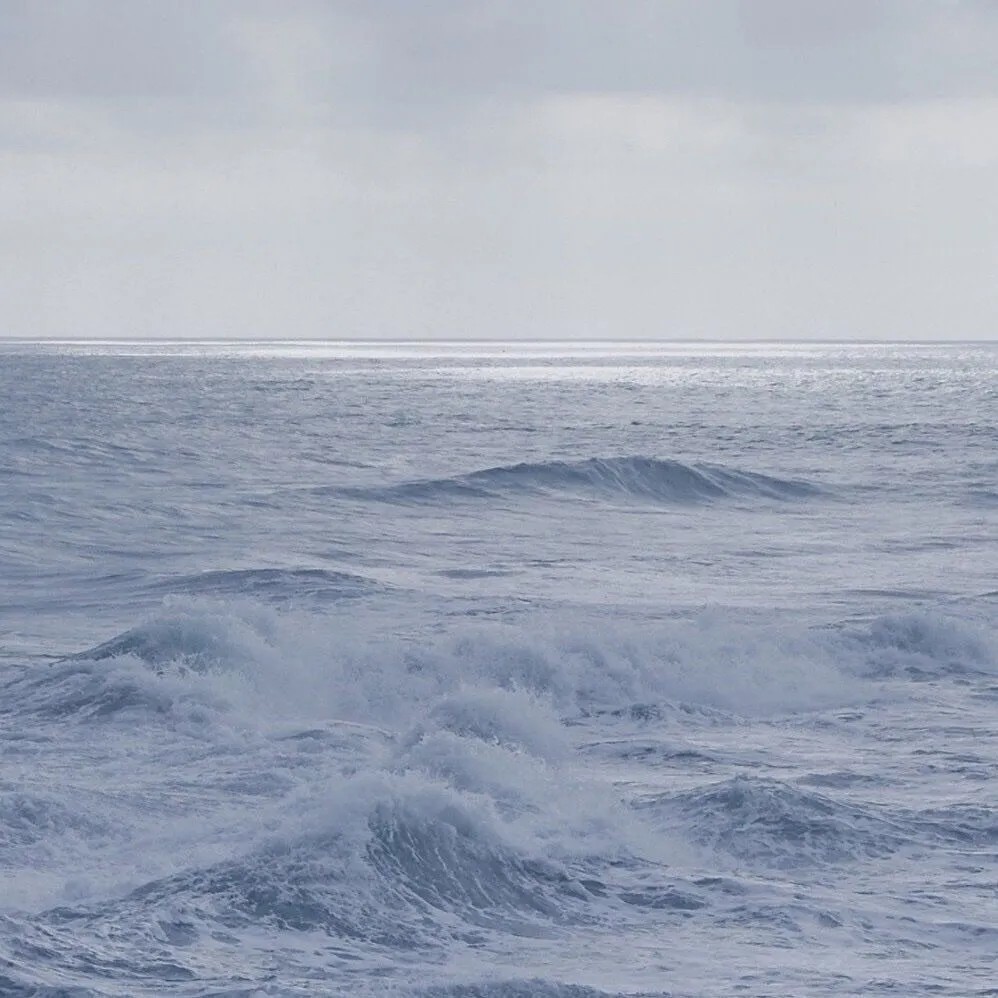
[2, 1, 997, 339]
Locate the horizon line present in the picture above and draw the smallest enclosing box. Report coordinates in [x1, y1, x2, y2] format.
[3, 336, 997, 346]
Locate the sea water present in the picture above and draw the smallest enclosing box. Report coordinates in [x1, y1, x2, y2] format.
[0, 340, 995, 997]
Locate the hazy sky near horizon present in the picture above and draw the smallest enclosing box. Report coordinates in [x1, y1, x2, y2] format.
[2, 1, 997, 340]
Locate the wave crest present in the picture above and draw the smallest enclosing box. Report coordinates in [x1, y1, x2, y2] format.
[343, 456, 822, 507]
[640, 776, 909, 868]
[145, 567, 387, 602]
[13, 601, 993, 733]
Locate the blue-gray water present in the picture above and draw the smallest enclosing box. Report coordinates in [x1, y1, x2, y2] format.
[1, 341, 996, 997]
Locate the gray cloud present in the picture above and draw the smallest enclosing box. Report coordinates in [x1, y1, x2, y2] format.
[245, 1, 998, 125]
[1, 1, 997, 340]
[0, 1, 245, 100]
[6, 2, 998, 115]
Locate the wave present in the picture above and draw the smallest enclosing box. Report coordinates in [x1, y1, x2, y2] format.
[0, 655, 232, 726]
[35, 742, 659, 957]
[2, 602, 285, 724]
[414, 984, 634, 998]
[639, 774, 998, 870]
[37, 754, 700, 986]
[143, 567, 388, 602]
[848, 612, 997, 678]
[78, 779, 588, 946]
[638, 776, 912, 868]
[0, 793, 112, 851]
[339, 456, 823, 507]
[912, 804, 998, 847]
[24, 602, 856, 725]
[10, 601, 994, 731]
[8, 634, 686, 960]
[5, 598, 995, 994]
[0, 970, 636, 998]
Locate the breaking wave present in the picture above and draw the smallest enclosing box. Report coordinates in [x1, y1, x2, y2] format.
[57, 774, 600, 949]
[6, 600, 994, 733]
[850, 611, 998, 677]
[3, 595, 996, 993]
[4, 600, 994, 965]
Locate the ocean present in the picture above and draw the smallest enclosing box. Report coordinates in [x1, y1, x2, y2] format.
[0, 340, 995, 997]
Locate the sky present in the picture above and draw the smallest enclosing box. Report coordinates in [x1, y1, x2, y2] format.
[1, 0, 997, 341]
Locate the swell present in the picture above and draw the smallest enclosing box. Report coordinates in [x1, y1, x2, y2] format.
[337, 456, 823, 507]
[637, 774, 998, 870]
[414, 985, 631, 998]
[638, 777, 905, 869]
[143, 567, 388, 602]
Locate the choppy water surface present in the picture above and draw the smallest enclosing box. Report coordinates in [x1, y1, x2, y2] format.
[0, 340, 995, 997]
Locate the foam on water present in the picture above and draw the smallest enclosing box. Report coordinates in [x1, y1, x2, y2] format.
[10, 598, 943, 727]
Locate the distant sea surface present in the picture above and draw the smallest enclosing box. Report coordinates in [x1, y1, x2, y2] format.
[1, 340, 996, 997]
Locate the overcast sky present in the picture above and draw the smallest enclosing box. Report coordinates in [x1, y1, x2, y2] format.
[2, 0, 997, 340]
